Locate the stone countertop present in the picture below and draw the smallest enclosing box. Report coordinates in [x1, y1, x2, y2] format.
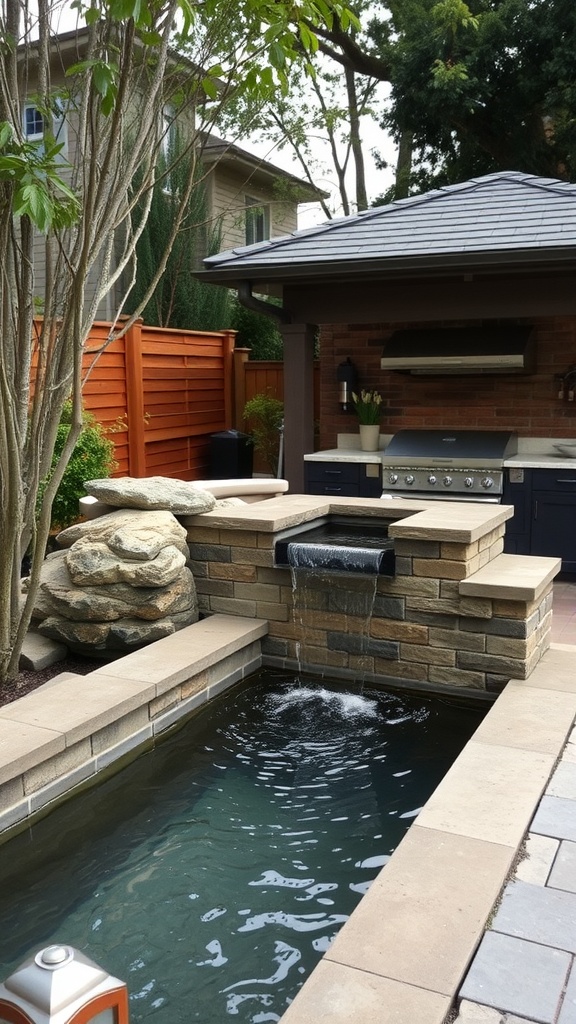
[304, 447, 385, 463]
[504, 453, 576, 470]
[305, 436, 576, 471]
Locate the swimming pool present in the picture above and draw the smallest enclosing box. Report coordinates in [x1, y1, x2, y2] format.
[0, 671, 484, 1023]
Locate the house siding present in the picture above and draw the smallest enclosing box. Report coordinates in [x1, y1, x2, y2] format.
[210, 166, 298, 252]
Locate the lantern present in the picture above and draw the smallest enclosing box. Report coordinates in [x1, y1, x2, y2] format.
[336, 357, 358, 412]
[0, 945, 129, 1024]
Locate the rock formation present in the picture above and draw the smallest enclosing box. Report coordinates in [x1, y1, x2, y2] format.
[32, 509, 199, 657]
[83, 476, 217, 514]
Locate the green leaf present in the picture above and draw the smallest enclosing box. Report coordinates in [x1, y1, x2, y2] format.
[0, 121, 13, 148]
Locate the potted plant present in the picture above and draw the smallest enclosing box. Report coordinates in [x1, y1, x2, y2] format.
[352, 389, 383, 451]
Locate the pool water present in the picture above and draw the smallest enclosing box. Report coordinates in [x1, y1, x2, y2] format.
[0, 671, 484, 1023]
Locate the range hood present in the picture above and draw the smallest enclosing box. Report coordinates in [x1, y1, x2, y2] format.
[380, 326, 535, 375]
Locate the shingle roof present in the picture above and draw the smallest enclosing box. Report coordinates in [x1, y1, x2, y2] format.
[200, 171, 576, 282]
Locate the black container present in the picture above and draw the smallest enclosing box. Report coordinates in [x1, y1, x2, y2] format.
[209, 429, 253, 479]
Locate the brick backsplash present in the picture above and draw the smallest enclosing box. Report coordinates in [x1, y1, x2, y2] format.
[320, 316, 576, 449]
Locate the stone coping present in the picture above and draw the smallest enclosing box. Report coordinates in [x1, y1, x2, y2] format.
[0, 615, 268, 838]
[459, 553, 562, 601]
[180, 493, 513, 542]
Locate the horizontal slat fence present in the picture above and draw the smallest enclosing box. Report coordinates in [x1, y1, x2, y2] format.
[33, 319, 235, 481]
[33, 323, 317, 482]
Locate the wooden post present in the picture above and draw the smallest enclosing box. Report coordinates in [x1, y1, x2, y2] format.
[124, 319, 146, 477]
[281, 323, 316, 492]
[222, 330, 236, 429]
[233, 347, 251, 430]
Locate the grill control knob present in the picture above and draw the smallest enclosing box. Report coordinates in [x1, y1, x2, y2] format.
[481, 477, 494, 489]
[443, 476, 453, 487]
[428, 475, 437, 485]
[404, 475, 415, 485]
[464, 477, 474, 488]
[388, 473, 398, 484]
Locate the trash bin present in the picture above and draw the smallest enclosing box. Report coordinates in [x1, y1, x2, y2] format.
[209, 429, 253, 479]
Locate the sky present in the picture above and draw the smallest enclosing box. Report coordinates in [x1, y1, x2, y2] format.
[246, 106, 397, 229]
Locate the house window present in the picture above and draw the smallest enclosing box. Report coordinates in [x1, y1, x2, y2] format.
[24, 104, 45, 141]
[23, 100, 67, 156]
[245, 196, 270, 245]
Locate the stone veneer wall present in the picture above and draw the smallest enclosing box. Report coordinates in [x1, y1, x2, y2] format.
[187, 518, 553, 694]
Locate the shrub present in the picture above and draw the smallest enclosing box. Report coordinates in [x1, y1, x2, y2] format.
[243, 393, 284, 475]
[39, 402, 116, 530]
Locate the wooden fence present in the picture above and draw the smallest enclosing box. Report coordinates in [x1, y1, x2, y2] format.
[79, 320, 235, 480]
[34, 324, 318, 480]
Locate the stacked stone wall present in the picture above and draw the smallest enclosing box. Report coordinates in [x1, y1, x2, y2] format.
[187, 519, 552, 694]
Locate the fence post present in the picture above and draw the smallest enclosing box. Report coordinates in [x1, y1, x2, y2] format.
[125, 318, 146, 477]
[233, 347, 250, 430]
[222, 331, 236, 429]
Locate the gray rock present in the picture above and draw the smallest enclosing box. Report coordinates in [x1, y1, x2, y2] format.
[66, 539, 186, 587]
[19, 631, 68, 670]
[56, 509, 188, 551]
[38, 616, 111, 648]
[39, 557, 197, 622]
[38, 605, 198, 655]
[84, 477, 216, 515]
[108, 518, 188, 561]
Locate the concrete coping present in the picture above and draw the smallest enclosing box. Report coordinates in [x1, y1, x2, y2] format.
[180, 493, 513, 542]
[459, 552, 562, 601]
[0, 615, 268, 793]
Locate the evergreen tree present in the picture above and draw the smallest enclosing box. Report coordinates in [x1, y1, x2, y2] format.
[129, 141, 231, 330]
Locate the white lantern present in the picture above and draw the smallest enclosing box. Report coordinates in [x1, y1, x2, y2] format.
[0, 945, 129, 1024]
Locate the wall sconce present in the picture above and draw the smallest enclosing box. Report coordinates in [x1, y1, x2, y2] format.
[0, 945, 130, 1024]
[336, 357, 358, 412]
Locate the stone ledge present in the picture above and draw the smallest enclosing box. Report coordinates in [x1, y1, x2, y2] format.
[459, 554, 561, 601]
[0, 615, 268, 841]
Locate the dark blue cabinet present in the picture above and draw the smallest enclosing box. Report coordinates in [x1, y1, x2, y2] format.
[502, 471, 531, 554]
[504, 468, 576, 572]
[305, 460, 382, 498]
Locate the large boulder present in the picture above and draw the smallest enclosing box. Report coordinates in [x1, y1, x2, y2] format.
[34, 508, 199, 656]
[84, 476, 216, 515]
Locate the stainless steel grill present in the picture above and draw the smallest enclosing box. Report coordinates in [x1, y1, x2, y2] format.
[380, 430, 518, 502]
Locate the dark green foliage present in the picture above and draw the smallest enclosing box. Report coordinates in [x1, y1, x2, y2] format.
[39, 403, 116, 530]
[369, 0, 576, 199]
[128, 141, 232, 331]
[230, 297, 284, 359]
[243, 393, 284, 474]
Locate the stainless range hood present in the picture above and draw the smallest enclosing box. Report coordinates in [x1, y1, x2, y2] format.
[380, 326, 535, 375]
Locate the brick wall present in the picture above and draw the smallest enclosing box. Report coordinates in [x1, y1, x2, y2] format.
[187, 518, 552, 695]
[320, 316, 576, 450]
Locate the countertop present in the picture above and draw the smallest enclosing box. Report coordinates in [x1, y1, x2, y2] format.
[304, 435, 576, 471]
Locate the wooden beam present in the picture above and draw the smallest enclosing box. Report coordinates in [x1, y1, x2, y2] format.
[281, 323, 316, 492]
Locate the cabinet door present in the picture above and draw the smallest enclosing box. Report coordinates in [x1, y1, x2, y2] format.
[531, 492, 576, 572]
[305, 461, 381, 498]
[502, 470, 531, 553]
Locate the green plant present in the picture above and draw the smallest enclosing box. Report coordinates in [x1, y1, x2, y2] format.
[243, 393, 284, 475]
[38, 402, 116, 530]
[352, 389, 383, 425]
